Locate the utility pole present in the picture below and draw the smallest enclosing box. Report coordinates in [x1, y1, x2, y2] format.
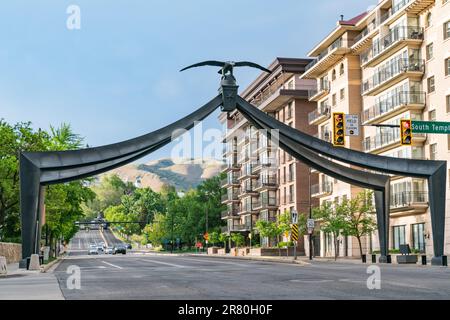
[171, 209, 174, 254]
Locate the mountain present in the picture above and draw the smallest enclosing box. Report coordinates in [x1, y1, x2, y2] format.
[103, 158, 224, 192]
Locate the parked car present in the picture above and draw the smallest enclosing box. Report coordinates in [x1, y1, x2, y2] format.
[97, 245, 104, 253]
[126, 243, 132, 250]
[105, 247, 114, 254]
[113, 245, 126, 255]
[88, 245, 98, 255]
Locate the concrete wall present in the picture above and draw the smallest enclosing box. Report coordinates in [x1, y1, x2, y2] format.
[0, 242, 22, 264]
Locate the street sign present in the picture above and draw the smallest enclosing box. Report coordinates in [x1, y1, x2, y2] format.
[291, 224, 299, 241]
[203, 232, 209, 241]
[291, 209, 298, 224]
[307, 219, 315, 234]
[412, 121, 450, 134]
[344, 114, 359, 136]
[195, 241, 203, 248]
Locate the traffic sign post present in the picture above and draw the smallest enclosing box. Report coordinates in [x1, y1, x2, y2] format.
[291, 209, 298, 224]
[291, 224, 299, 261]
[344, 114, 359, 136]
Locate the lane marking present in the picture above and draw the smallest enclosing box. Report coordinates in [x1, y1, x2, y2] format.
[138, 258, 186, 268]
[101, 260, 123, 269]
[175, 257, 249, 267]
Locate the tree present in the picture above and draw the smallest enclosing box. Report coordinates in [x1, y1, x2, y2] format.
[209, 231, 219, 246]
[313, 201, 346, 261]
[338, 190, 377, 259]
[275, 211, 292, 256]
[230, 232, 244, 249]
[0, 120, 50, 241]
[145, 213, 169, 246]
[218, 232, 229, 248]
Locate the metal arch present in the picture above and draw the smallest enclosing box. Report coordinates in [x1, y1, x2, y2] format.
[19, 95, 223, 266]
[236, 95, 447, 265]
[236, 101, 391, 262]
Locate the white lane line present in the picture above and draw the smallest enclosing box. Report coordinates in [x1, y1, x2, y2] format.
[138, 258, 186, 268]
[176, 257, 251, 267]
[102, 260, 123, 269]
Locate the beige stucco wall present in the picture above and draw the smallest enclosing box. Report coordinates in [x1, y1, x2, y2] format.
[0, 242, 22, 264]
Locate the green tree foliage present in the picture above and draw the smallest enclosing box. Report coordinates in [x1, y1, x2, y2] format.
[338, 190, 376, 258]
[313, 201, 346, 261]
[230, 232, 244, 248]
[0, 120, 93, 248]
[218, 232, 229, 248]
[209, 231, 219, 246]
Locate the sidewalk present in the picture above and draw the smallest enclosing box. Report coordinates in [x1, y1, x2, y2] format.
[0, 261, 65, 300]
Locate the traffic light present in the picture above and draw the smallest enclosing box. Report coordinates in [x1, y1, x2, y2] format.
[400, 119, 412, 145]
[332, 112, 345, 147]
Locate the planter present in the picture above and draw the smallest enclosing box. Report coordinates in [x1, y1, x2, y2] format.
[238, 247, 250, 256]
[230, 248, 238, 256]
[217, 248, 226, 255]
[249, 247, 298, 256]
[207, 247, 219, 255]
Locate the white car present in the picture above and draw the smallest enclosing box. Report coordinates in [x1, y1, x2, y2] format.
[88, 245, 98, 255]
[105, 247, 114, 254]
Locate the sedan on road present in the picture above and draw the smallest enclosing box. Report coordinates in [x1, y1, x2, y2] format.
[113, 246, 126, 255]
[105, 247, 114, 254]
[88, 245, 98, 255]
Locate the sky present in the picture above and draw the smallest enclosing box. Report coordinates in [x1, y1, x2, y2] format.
[0, 0, 375, 162]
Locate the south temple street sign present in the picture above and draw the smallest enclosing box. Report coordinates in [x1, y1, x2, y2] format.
[412, 121, 450, 134]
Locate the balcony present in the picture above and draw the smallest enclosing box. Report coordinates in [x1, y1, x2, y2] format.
[239, 182, 259, 197]
[308, 104, 331, 126]
[238, 164, 258, 180]
[230, 223, 252, 232]
[303, 38, 351, 78]
[360, 26, 423, 67]
[390, 191, 428, 214]
[239, 200, 259, 215]
[221, 191, 240, 204]
[311, 182, 333, 197]
[405, 0, 435, 15]
[250, 82, 311, 112]
[308, 80, 330, 101]
[221, 161, 240, 173]
[253, 197, 278, 210]
[221, 175, 240, 188]
[352, 20, 380, 53]
[254, 175, 278, 191]
[221, 206, 240, 219]
[252, 159, 276, 173]
[361, 59, 424, 96]
[222, 143, 238, 156]
[380, 0, 413, 25]
[362, 132, 426, 153]
[361, 91, 426, 125]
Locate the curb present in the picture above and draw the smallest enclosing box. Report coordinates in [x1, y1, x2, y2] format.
[40, 254, 65, 273]
[187, 253, 309, 266]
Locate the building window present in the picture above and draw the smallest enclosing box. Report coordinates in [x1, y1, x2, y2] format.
[286, 102, 293, 119]
[427, 76, 435, 93]
[426, 43, 433, 60]
[446, 58, 450, 76]
[447, 95, 450, 113]
[332, 69, 336, 80]
[412, 223, 425, 253]
[426, 12, 432, 28]
[340, 88, 345, 100]
[339, 63, 344, 75]
[393, 225, 406, 250]
[430, 143, 437, 160]
[289, 185, 294, 203]
[429, 109, 436, 121]
[445, 20, 450, 40]
[332, 94, 337, 106]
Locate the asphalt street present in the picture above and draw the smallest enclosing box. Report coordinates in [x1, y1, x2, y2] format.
[53, 241, 450, 299]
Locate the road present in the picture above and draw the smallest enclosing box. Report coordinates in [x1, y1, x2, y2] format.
[68, 229, 125, 256]
[53, 236, 450, 299]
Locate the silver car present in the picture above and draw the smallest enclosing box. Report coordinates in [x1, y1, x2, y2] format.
[105, 247, 114, 254]
[88, 245, 98, 255]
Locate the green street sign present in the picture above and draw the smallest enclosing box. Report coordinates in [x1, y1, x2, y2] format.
[412, 121, 450, 134]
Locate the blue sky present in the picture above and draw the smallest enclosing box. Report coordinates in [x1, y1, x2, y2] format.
[0, 0, 375, 162]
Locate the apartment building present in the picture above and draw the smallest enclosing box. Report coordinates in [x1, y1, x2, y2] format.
[220, 58, 318, 251]
[302, 0, 450, 258]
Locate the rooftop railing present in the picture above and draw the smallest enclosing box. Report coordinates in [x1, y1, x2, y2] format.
[305, 38, 344, 72]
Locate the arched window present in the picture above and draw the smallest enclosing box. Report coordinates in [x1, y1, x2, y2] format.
[426, 12, 432, 28]
[339, 63, 344, 75]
